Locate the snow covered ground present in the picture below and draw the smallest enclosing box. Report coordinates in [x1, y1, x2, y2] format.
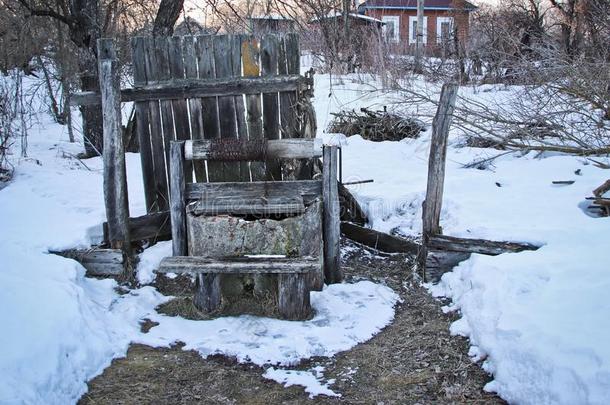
[1, 70, 609, 404]
[314, 74, 610, 404]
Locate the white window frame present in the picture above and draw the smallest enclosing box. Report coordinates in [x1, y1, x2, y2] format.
[381, 16, 400, 43]
[436, 16, 454, 44]
[408, 15, 428, 45]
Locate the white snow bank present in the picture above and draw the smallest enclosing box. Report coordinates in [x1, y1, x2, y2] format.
[264, 366, 340, 398]
[0, 125, 164, 404]
[138, 281, 399, 366]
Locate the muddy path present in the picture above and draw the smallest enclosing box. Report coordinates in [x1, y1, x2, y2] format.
[80, 241, 503, 404]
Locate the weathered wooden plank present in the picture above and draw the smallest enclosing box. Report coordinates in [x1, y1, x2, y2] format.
[232, 34, 249, 181]
[51, 248, 125, 276]
[184, 138, 322, 161]
[213, 35, 240, 182]
[185, 179, 322, 202]
[98, 38, 130, 253]
[182, 36, 206, 182]
[128, 211, 171, 241]
[190, 198, 305, 216]
[280, 33, 303, 180]
[427, 235, 539, 255]
[196, 35, 222, 181]
[339, 183, 368, 225]
[70, 75, 311, 105]
[194, 273, 221, 312]
[425, 250, 472, 283]
[103, 211, 171, 242]
[169, 141, 187, 256]
[323, 146, 341, 284]
[157, 256, 318, 274]
[340, 222, 420, 254]
[143, 37, 169, 211]
[278, 273, 311, 320]
[168, 36, 192, 183]
[155, 37, 175, 177]
[242, 36, 265, 181]
[420, 83, 458, 278]
[422, 83, 459, 237]
[131, 37, 156, 213]
[261, 34, 281, 180]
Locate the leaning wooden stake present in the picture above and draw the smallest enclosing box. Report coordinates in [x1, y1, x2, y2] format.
[419, 83, 459, 279]
[169, 141, 187, 256]
[323, 145, 342, 284]
[98, 38, 130, 255]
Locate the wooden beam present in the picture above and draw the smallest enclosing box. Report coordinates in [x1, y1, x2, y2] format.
[323, 145, 342, 284]
[70, 75, 312, 106]
[340, 222, 419, 254]
[184, 138, 322, 161]
[98, 38, 130, 255]
[419, 83, 458, 278]
[157, 256, 318, 274]
[189, 198, 306, 216]
[103, 211, 171, 243]
[185, 179, 322, 203]
[51, 248, 125, 277]
[169, 141, 187, 256]
[427, 235, 539, 255]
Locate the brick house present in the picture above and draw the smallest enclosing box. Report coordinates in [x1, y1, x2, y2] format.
[358, 0, 477, 52]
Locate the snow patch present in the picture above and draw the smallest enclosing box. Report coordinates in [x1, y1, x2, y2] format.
[263, 366, 340, 398]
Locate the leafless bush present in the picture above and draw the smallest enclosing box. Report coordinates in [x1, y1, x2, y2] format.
[0, 71, 30, 181]
[327, 107, 425, 141]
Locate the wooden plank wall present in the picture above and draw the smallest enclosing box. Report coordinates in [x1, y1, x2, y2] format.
[130, 33, 308, 214]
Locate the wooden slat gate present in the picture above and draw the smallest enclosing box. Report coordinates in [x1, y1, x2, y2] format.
[129, 34, 316, 215]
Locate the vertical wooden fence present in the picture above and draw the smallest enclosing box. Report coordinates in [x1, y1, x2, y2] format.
[130, 33, 311, 215]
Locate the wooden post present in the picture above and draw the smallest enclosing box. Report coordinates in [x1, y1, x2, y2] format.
[419, 83, 459, 278]
[323, 145, 342, 284]
[415, 0, 425, 72]
[169, 141, 187, 256]
[98, 38, 130, 254]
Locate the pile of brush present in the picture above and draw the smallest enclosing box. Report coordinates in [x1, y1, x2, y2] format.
[327, 107, 424, 142]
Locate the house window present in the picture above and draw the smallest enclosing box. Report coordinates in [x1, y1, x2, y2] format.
[408, 16, 428, 45]
[382, 16, 400, 43]
[437, 17, 454, 44]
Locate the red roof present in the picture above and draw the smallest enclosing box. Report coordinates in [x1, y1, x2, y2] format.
[360, 0, 477, 10]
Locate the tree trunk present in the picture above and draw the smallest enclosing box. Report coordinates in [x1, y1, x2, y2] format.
[415, 0, 425, 72]
[70, 0, 104, 156]
[153, 0, 185, 36]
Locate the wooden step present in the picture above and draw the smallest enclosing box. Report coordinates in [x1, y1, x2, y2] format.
[157, 256, 318, 275]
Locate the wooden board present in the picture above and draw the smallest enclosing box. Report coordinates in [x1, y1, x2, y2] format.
[427, 235, 539, 255]
[340, 222, 419, 254]
[168, 36, 192, 183]
[143, 37, 169, 211]
[322, 146, 341, 284]
[213, 35, 240, 182]
[103, 211, 171, 242]
[184, 139, 322, 161]
[261, 34, 281, 180]
[185, 179, 322, 203]
[242, 37, 265, 181]
[51, 248, 125, 277]
[98, 38, 130, 251]
[157, 256, 318, 274]
[131, 37, 156, 212]
[182, 35, 206, 182]
[71, 75, 309, 105]
[195, 35, 222, 181]
[189, 199, 305, 216]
